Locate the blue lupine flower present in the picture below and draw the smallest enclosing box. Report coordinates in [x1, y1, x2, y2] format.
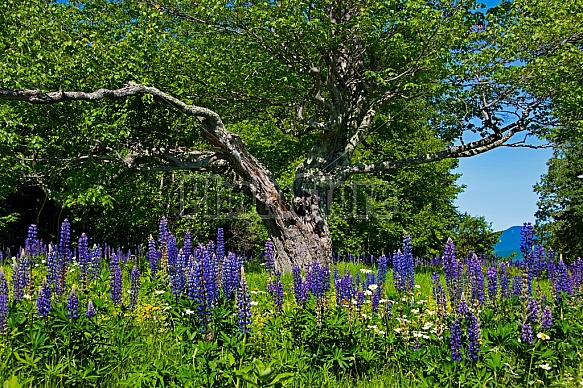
[12, 261, 23, 302]
[25, 224, 39, 260]
[457, 295, 469, 317]
[402, 235, 415, 292]
[158, 217, 170, 246]
[432, 272, 447, 316]
[184, 230, 193, 261]
[499, 262, 510, 299]
[541, 305, 553, 330]
[0, 269, 8, 333]
[513, 275, 523, 297]
[264, 239, 275, 274]
[237, 269, 252, 334]
[215, 228, 224, 263]
[147, 236, 158, 281]
[469, 254, 485, 305]
[377, 255, 388, 291]
[37, 280, 52, 318]
[486, 267, 498, 303]
[444, 238, 463, 303]
[526, 297, 539, 324]
[521, 322, 533, 345]
[86, 300, 96, 318]
[371, 289, 380, 314]
[355, 290, 365, 312]
[110, 258, 122, 305]
[78, 233, 89, 291]
[467, 312, 480, 360]
[450, 319, 463, 361]
[520, 222, 533, 259]
[58, 219, 71, 262]
[67, 288, 79, 319]
[292, 266, 308, 307]
[267, 272, 284, 312]
[129, 266, 140, 310]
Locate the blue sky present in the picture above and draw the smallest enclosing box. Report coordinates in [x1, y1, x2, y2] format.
[454, 146, 553, 231]
[453, 0, 554, 232]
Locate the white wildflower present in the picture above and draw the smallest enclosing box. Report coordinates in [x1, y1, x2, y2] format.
[368, 284, 378, 291]
[250, 301, 259, 306]
[539, 364, 552, 371]
[185, 309, 195, 315]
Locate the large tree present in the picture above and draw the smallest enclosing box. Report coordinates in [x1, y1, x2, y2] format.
[535, 143, 583, 260]
[1, 0, 580, 271]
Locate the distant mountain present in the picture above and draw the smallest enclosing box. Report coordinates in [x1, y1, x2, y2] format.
[494, 226, 523, 258]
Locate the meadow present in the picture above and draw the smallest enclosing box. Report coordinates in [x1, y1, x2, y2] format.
[0, 219, 582, 387]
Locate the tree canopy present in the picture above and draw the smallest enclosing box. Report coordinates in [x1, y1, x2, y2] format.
[1, 0, 581, 269]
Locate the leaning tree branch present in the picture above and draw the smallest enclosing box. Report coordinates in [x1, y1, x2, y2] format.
[335, 121, 526, 180]
[0, 82, 287, 210]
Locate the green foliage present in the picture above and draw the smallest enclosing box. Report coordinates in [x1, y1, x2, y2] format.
[535, 143, 583, 260]
[453, 213, 501, 257]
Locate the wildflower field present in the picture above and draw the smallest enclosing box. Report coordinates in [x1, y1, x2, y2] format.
[0, 220, 582, 387]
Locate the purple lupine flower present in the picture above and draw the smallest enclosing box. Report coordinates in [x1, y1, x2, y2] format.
[486, 267, 498, 303]
[25, 224, 39, 260]
[450, 319, 463, 361]
[392, 250, 405, 292]
[541, 305, 553, 330]
[67, 288, 79, 319]
[187, 268, 198, 301]
[377, 255, 388, 291]
[12, 260, 23, 302]
[432, 272, 447, 317]
[292, 266, 308, 307]
[37, 280, 52, 318]
[147, 235, 158, 282]
[86, 300, 96, 318]
[385, 300, 393, 320]
[89, 245, 102, 281]
[468, 254, 485, 305]
[129, 266, 140, 310]
[520, 222, 533, 259]
[109, 258, 122, 305]
[444, 237, 456, 284]
[215, 228, 224, 263]
[237, 268, 252, 334]
[0, 269, 8, 333]
[555, 259, 568, 298]
[229, 252, 243, 300]
[521, 322, 533, 345]
[184, 230, 193, 261]
[457, 294, 469, 317]
[444, 238, 463, 304]
[267, 272, 284, 312]
[18, 255, 31, 296]
[467, 312, 480, 360]
[193, 250, 213, 331]
[58, 219, 71, 262]
[355, 289, 365, 312]
[413, 338, 422, 351]
[499, 262, 510, 299]
[78, 233, 89, 291]
[264, 239, 275, 274]
[158, 217, 170, 247]
[371, 289, 380, 313]
[526, 297, 539, 324]
[513, 275, 523, 297]
[402, 235, 415, 292]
